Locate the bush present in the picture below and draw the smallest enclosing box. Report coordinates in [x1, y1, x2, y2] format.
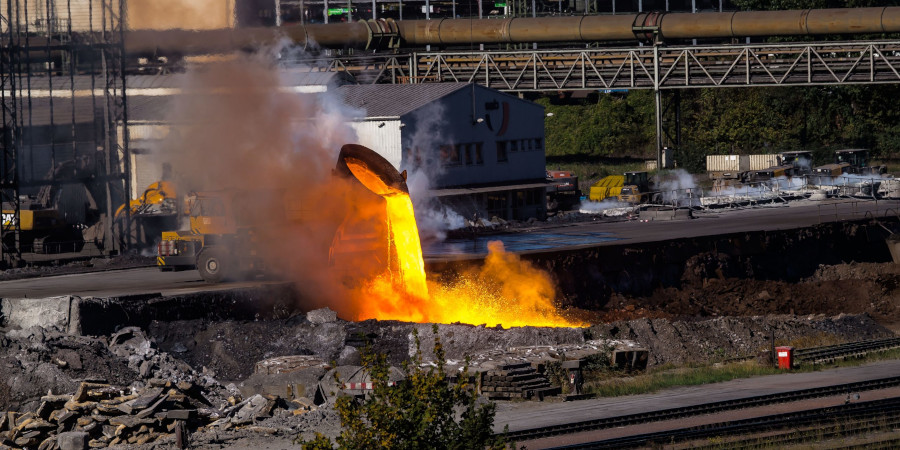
[300, 326, 509, 450]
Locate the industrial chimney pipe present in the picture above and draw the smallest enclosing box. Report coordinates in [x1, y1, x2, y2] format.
[124, 6, 900, 54]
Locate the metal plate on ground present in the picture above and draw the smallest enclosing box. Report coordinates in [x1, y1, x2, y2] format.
[424, 231, 620, 257]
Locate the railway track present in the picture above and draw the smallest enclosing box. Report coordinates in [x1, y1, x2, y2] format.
[548, 396, 900, 449]
[690, 413, 900, 449]
[794, 337, 900, 365]
[501, 376, 900, 442]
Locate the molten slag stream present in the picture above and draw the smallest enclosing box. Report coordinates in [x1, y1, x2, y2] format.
[359, 191, 582, 328]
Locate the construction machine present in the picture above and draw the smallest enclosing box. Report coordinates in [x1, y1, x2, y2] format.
[157, 144, 402, 284]
[155, 189, 304, 281]
[1, 158, 102, 257]
[833, 149, 887, 175]
[589, 171, 652, 203]
[545, 170, 581, 212]
[751, 165, 794, 182]
[114, 181, 180, 251]
[779, 151, 813, 176]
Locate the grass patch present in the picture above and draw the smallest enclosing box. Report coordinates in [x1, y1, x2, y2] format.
[585, 361, 781, 398]
[584, 346, 900, 398]
[776, 332, 847, 350]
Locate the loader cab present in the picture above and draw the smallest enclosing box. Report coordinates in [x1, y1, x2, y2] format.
[780, 151, 813, 175]
[187, 193, 234, 235]
[835, 149, 868, 168]
[624, 171, 650, 192]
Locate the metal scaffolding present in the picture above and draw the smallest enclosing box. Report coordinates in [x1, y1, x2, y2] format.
[286, 39, 900, 168]
[0, 0, 129, 268]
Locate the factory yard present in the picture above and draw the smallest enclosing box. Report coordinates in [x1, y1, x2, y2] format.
[3, 196, 900, 448]
[3, 2, 900, 445]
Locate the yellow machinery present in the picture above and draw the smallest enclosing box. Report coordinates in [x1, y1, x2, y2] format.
[588, 175, 625, 202]
[158, 144, 404, 284]
[618, 185, 646, 204]
[156, 189, 302, 281]
[589, 171, 651, 202]
[115, 181, 177, 219]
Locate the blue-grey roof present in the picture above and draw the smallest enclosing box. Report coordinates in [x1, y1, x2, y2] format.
[336, 82, 472, 118]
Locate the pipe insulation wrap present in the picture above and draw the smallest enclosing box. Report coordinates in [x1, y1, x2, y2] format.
[123, 6, 900, 54]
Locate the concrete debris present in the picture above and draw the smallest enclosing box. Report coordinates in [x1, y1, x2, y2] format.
[306, 308, 338, 324]
[0, 380, 316, 448]
[337, 346, 361, 366]
[254, 356, 329, 376]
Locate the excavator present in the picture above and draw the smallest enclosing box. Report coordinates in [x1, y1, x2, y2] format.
[156, 144, 399, 283]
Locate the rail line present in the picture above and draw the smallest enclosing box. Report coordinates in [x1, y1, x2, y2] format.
[689, 414, 900, 450]
[548, 396, 900, 449]
[501, 376, 900, 442]
[793, 337, 900, 365]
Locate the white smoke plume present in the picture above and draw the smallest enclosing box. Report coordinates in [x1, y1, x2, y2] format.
[152, 44, 385, 317]
[578, 199, 635, 217]
[658, 169, 700, 207]
[401, 103, 467, 242]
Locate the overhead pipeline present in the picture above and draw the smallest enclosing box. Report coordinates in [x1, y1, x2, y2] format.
[124, 6, 900, 54]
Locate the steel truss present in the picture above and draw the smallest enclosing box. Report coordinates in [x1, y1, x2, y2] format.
[0, 0, 129, 267]
[295, 40, 900, 91]
[294, 39, 900, 169]
[408, 41, 900, 91]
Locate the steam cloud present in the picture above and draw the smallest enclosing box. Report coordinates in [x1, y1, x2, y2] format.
[154, 49, 373, 316]
[402, 103, 467, 241]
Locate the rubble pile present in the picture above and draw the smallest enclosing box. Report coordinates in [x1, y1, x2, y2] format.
[0, 380, 317, 449]
[479, 363, 559, 401]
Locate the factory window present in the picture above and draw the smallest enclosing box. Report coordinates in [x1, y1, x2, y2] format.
[535, 138, 543, 151]
[525, 139, 533, 151]
[510, 140, 519, 152]
[463, 143, 484, 165]
[440, 144, 461, 166]
[496, 141, 508, 163]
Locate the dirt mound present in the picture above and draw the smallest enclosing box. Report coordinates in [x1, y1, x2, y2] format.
[603, 261, 900, 326]
[590, 314, 894, 367]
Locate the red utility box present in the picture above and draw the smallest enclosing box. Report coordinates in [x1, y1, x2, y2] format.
[775, 346, 794, 369]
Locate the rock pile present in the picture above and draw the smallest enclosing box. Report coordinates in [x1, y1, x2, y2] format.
[0, 380, 315, 449]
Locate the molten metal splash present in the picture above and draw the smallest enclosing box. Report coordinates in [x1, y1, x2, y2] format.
[355, 191, 582, 328]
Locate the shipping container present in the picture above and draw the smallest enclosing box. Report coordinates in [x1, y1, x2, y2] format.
[706, 155, 749, 172]
[748, 154, 780, 171]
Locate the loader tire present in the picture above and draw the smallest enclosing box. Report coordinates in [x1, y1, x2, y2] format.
[198, 248, 230, 283]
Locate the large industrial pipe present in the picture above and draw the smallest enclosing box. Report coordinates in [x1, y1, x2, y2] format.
[124, 6, 900, 54]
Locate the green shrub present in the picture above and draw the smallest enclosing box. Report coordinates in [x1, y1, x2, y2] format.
[300, 326, 509, 450]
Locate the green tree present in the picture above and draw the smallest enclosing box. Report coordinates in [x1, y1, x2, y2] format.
[301, 327, 508, 450]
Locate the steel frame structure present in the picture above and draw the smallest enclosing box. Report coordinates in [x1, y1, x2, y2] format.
[406, 40, 900, 91]
[296, 38, 900, 168]
[0, 0, 129, 267]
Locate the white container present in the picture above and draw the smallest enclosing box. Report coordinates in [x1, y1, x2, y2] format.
[748, 154, 780, 170]
[706, 155, 749, 172]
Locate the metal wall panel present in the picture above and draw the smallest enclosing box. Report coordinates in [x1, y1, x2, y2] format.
[348, 119, 403, 169]
[706, 155, 746, 172]
[749, 154, 779, 170]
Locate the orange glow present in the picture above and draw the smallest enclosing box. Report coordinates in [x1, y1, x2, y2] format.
[385, 195, 429, 299]
[345, 175, 583, 328]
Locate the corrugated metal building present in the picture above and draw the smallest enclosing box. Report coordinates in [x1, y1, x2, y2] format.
[19, 72, 545, 225]
[337, 83, 547, 221]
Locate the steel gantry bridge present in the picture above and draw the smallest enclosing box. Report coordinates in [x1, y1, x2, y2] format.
[288, 38, 900, 166]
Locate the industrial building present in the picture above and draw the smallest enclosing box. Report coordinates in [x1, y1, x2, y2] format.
[338, 82, 547, 221]
[125, 79, 548, 224]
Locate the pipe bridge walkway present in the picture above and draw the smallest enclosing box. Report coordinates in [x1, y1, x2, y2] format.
[305, 40, 900, 92]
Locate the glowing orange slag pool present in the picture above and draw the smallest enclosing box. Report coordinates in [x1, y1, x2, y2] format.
[342, 153, 582, 328]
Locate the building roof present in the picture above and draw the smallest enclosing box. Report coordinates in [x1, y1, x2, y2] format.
[336, 82, 472, 118]
[21, 69, 354, 92]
